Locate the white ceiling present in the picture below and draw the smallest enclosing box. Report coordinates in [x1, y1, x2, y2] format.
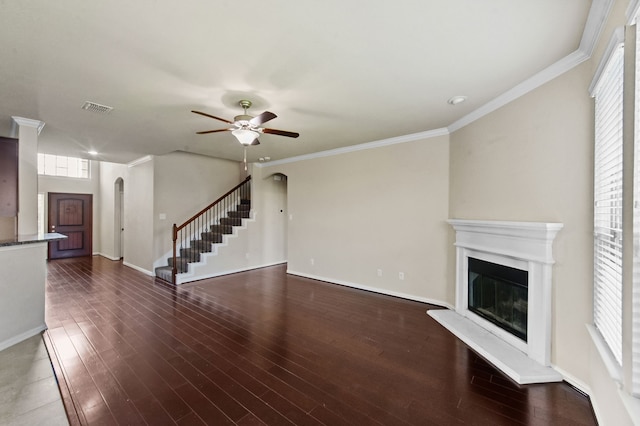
[0, 0, 594, 164]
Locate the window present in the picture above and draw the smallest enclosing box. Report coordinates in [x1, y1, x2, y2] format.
[37, 153, 89, 178]
[592, 40, 624, 367]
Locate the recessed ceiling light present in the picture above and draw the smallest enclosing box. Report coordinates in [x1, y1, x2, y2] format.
[88, 150, 98, 156]
[447, 96, 467, 105]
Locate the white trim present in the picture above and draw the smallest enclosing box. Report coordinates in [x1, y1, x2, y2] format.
[255, 0, 613, 164]
[11, 116, 45, 135]
[95, 252, 121, 261]
[428, 309, 562, 384]
[448, 219, 563, 367]
[589, 27, 625, 95]
[449, 51, 589, 133]
[0, 325, 46, 352]
[127, 155, 153, 167]
[627, 0, 640, 25]
[255, 128, 449, 168]
[581, 0, 616, 56]
[587, 324, 623, 385]
[177, 261, 287, 285]
[123, 261, 153, 276]
[551, 364, 592, 396]
[286, 269, 453, 309]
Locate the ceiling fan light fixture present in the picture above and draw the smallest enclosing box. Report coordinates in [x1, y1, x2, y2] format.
[232, 129, 259, 145]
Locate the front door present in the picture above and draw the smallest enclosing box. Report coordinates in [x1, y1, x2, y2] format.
[48, 193, 93, 259]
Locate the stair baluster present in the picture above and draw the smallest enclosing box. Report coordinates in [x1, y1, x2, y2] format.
[165, 176, 252, 284]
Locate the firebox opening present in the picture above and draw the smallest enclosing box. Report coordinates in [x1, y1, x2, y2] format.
[468, 257, 528, 341]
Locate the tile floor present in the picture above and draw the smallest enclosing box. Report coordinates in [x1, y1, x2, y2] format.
[0, 333, 68, 425]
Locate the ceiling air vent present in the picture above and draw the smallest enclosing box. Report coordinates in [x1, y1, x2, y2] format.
[81, 101, 113, 114]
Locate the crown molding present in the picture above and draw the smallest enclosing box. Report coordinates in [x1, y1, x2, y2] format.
[448, 0, 613, 134]
[11, 116, 45, 136]
[258, 0, 613, 165]
[256, 128, 449, 168]
[127, 155, 153, 167]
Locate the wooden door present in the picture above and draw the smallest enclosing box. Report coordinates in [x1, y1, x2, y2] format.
[48, 193, 93, 259]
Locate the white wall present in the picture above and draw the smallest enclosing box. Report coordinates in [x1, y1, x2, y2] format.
[259, 135, 451, 304]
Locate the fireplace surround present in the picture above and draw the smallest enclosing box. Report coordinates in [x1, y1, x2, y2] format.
[429, 219, 563, 384]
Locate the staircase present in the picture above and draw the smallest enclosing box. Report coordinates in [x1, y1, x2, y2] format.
[154, 176, 251, 284]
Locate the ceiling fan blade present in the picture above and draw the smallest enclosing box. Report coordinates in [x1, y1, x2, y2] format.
[196, 129, 231, 134]
[191, 110, 234, 124]
[250, 111, 277, 126]
[262, 128, 300, 138]
[251, 139, 260, 146]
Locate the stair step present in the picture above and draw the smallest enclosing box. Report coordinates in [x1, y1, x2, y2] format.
[228, 211, 250, 219]
[237, 203, 251, 211]
[200, 232, 223, 243]
[155, 266, 173, 283]
[167, 257, 189, 272]
[240, 198, 251, 205]
[191, 240, 213, 251]
[220, 217, 242, 226]
[180, 248, 203, 261]
[210, 224, 233, 234]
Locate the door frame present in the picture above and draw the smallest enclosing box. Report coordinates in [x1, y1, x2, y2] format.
[47, 192, 93, 259]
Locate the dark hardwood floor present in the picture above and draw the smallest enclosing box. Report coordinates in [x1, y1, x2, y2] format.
[43, 256, 596, 425]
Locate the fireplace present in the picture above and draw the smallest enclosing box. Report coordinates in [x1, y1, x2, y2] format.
[468, 257, 528, 341]
[429, 220, 563, 384]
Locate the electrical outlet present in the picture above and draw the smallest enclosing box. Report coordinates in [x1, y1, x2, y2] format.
[310, 258, 315, 266]
[377, 269, 383, 277]
[399, 272, 405, 280]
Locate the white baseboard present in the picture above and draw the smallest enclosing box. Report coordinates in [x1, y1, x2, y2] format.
[286, 269, 453, 309]
[94, 253, 121, 261]
[123, 261, 153, 276]
[0, 324, 47, 352]
[177, 261, 287, 284]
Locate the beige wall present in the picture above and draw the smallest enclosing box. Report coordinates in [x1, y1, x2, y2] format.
[125, 158, 154, 273]
[449, 61, 594, 382]
[98, 162, 128, 260]
[152, 151, 241, 266]
[0, 243, 47, 350]
[261, 135, 451, 304]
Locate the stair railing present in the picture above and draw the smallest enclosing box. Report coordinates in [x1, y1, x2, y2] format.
[171, 175, 251, 283]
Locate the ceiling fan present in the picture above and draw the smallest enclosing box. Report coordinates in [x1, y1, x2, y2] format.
[192, 100, 299, 146]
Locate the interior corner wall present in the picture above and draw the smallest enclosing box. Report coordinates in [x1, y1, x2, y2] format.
[449, 61, 594, 383]
[125, 157, 154, 274]
[260, 135, 451, 305]
[152, 152, 241, 266]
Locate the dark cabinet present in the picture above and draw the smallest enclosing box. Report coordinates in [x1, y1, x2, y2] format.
[0, 137, 18, 217]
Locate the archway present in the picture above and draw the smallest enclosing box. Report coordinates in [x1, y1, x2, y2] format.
[114, 178, 124, 259]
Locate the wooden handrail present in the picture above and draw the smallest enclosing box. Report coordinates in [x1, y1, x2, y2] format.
[171, 175, 251, 283]
[175, 175, 251, 233]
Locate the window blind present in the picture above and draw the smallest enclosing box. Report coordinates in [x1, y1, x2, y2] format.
[593, 43, 624, 367]
[633, 23, 640, 396]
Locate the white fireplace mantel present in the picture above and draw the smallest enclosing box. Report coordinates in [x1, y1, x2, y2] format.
[429, 219, 564, 384]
